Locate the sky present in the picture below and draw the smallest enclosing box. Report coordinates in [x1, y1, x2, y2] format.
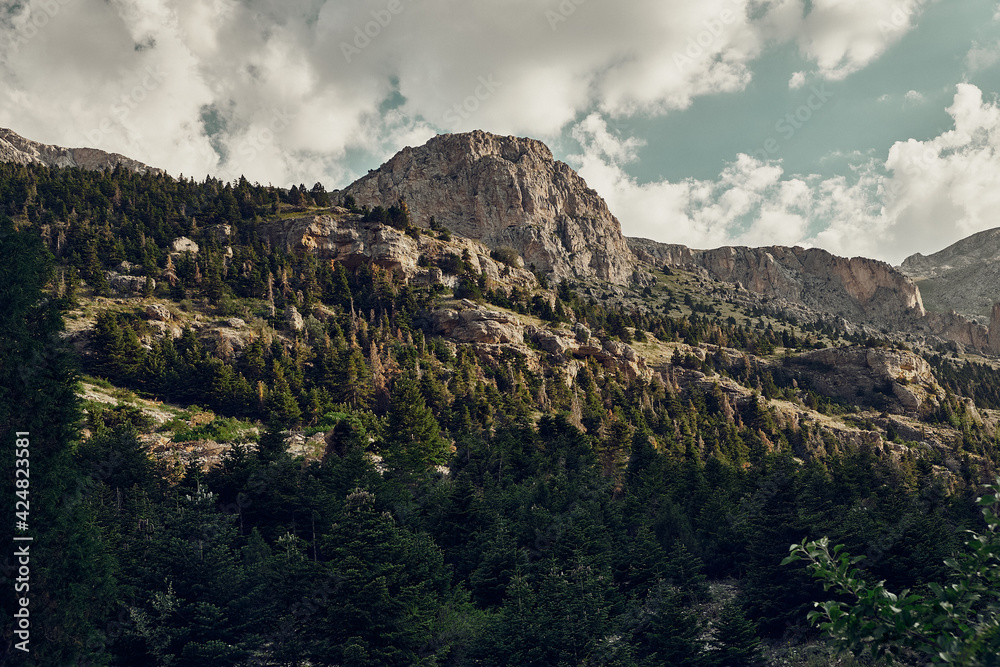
[2, 0, 1000, 265]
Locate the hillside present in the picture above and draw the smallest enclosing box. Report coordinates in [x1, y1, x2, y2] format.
[5, 130, 1000, 665]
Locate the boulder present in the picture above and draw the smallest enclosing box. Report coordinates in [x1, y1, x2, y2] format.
[172, 237, 199, 254]
[106, 271, 151, 294]
[145, 304, 172, 321]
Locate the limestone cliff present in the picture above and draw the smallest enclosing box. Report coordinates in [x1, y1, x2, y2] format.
[0, 128, 162, 175]
[337, 131, 636, 284]
[630, 238, 925, 328]
[788, 346, 941, 413]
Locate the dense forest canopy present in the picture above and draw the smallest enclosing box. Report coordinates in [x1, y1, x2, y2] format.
[2, 162, 1000, 665]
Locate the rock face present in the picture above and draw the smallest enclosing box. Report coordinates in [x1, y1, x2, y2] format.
[788, 346, 940, 413]
[0, 128, 162, 175]
[337, 131, 636, 284]
[900, 227, 1000, 321]
[285, 306, 304, 332]
[631, 239, 925, 329]
[171, 237, 200, 254]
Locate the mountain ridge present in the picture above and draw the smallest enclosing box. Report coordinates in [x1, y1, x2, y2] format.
[0, 127, 162, 175]
[899, 227, 1000, 320]
[5, 125, 998, 353]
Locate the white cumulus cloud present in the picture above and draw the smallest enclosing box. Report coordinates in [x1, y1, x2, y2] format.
[572, 83, 1000, 265]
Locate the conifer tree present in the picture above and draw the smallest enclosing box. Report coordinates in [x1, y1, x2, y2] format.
[384, 369, 450, 473]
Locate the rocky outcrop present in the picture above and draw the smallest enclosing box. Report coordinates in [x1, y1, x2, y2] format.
[923, 311, 990, 352]
[145, 304, 172, 322]
[427, 307, 523, 345]
[171, 237, 200, 254]
[337, 131, 637, 284]
[106, 271, 152, 295]
[285, 306, 304, 332]
[0, 128, 162, 174]
[261, 213, 536, 290]
[990, 304, 1000, 355]
[788, 346, 941, 413]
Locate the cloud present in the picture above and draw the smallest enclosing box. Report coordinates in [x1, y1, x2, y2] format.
[569, 113, 846, 251]
[572, 84, 1000, 265]
[794, 0, 939, 80]
[966, 41, 1000, 72]
[0, 0, 933, 189]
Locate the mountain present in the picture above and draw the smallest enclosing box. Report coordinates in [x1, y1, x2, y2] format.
[337, 131, 637, 284]
[0, 127, 162, 175]
[5, 124, 992, 351]
[899, 227, 1000, 320]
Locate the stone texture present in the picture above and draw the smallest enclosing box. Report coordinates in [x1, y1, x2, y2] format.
[924, 311, 990, 351]
[106, 271, 151, 294]
[900, 227, 1000, 320]
[427, 307, 523, 344]
[285, 306, 304, 332]
[337, 131, 637, 284]
[171, 237, 200, 254]
[790, 346, 940, 413]
[0, 128, 163, 174]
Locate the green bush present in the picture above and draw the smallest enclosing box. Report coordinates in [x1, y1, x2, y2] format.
[490, 247, 520, 267]
[784, 478, 1000, 665]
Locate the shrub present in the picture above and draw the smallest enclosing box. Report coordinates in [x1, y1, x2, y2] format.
[490, 246, 521, 267]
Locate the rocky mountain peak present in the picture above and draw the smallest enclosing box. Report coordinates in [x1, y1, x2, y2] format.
[337, 130, 637, 284]
[0, 128, 162, 175]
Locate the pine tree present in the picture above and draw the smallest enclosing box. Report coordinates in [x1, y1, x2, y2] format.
[266, 362, 302, 426]
[384, 370, 450, 473]
[707, 600, 763, 667]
